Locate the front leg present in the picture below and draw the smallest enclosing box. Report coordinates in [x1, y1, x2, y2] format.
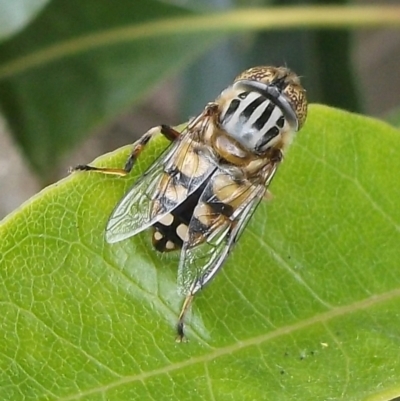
[69, 124, 181, 176]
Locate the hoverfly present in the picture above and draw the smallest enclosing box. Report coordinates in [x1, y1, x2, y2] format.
[71, 66, 307, 341]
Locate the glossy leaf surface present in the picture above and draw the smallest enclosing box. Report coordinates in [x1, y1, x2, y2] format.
[1, 105, 400, 400]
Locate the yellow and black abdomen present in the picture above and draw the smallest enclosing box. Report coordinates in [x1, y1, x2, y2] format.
[152, 181, 206, 252]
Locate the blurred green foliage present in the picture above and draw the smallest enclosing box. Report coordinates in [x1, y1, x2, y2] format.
[0, 1, 399, 182]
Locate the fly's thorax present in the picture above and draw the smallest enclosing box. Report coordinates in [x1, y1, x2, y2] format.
[210, 129, 255, 166]
[216, 84, 294, 156]
[209, 130, 271, 179]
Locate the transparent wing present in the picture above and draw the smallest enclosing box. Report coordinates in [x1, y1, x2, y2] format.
[105, 151, 173, 243]
[106, 115, 215, 243]
[177, 169, 270, 296]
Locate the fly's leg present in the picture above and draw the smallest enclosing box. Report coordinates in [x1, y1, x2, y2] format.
[122, 124, 180, 174]
[176, 294, 194, 342]
[69, 125, 181, 176]
[71, 101, 219, 177]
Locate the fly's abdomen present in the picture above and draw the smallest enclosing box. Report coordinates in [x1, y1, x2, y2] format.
[151, 182, 205, 252]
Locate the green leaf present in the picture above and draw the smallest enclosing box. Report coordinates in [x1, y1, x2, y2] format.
[1, 104, 400, 400]
[0, 0, 50, 41]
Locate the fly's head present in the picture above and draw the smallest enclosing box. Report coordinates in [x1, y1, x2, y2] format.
[234, 66, 307, 130]
[216, 66, 307, 158]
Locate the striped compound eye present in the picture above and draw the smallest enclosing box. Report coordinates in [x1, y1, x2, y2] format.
[218, 88, 287, 153]
[218, 66, 307, 154]
[234, 66, 307, 130]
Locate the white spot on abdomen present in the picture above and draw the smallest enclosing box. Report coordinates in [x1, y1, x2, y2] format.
[154, 231, 163, 241]
[166, 241, 175, 250]
[159, 213, 174, 226]
[176, 224, 189, 242]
